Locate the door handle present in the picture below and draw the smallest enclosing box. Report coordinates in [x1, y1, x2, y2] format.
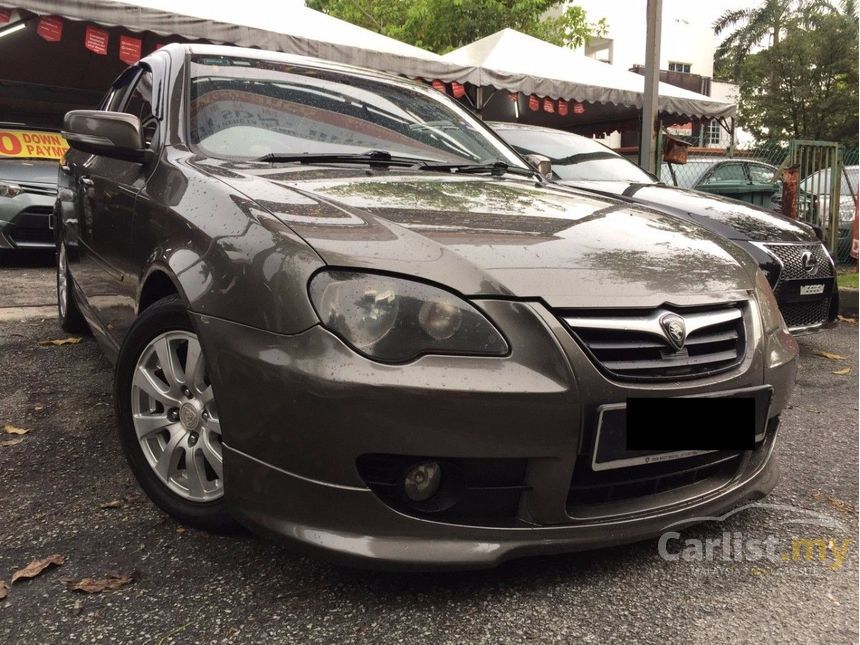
[80, 177, 94, 187]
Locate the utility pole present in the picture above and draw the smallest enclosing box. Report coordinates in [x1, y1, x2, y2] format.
[639, 0, 662, 173]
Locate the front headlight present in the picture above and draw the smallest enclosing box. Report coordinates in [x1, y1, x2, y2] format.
[309, 270, 509, 362]
[0, 182, 22, 198]
[755, 268, 785, 334]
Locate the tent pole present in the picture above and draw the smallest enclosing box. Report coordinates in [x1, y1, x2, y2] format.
[476, 86, 484, 119]
[638, 0, 662, 173]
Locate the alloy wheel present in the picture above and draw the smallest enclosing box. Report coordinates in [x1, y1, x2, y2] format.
[57, 244, 68, 319]
[131, 331, 223, 502]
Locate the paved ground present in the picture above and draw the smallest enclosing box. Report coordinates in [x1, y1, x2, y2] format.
[0, 254, 858, 644]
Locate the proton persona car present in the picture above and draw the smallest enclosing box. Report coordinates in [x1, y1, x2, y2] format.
[56, 44, 798, 569]
[492, 122, 838, 334]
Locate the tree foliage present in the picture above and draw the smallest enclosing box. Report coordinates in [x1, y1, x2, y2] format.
[307, 0, 607, 54]
[736, 4, 859, 144]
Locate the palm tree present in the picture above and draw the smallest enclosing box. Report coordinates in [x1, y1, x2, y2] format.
[713, 0, 838, 80]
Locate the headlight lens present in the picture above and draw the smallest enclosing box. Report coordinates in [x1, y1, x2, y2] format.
[309, 271, 508, 362]
[755, 268, 785, 334]
[0, 182, 22, 198]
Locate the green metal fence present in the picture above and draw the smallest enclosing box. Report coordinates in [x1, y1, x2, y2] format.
[659, 137, 858, 263]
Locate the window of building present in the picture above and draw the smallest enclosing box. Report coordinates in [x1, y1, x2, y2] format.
[705, 119, 722, 146]
[668, 62, 691, 73]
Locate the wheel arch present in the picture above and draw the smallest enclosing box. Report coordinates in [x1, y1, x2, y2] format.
[138, 265, 186, 314]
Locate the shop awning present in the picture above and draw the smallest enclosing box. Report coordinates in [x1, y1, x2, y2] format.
[442, 29, 736, 119]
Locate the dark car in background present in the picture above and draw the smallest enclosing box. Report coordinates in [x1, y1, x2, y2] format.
[492, 122, 838, 334]
[55, 44, 798, 569]
[659, 158, 782, 209]
[0, 125, 66, 253]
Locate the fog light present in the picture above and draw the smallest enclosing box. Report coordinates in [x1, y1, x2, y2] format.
[403, 461, 442, 502]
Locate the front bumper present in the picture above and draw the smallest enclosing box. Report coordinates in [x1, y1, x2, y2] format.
[0, 192, 56, 250]
[193, 299, 796, 569]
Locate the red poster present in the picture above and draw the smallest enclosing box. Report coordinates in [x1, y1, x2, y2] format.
[558, 100, 568, 116]
[119, 34, 142, 64]
[36, 16, 63, 42]
[451, 81, 465, 98]
[0, 9, 12, 24]
[573, 102, 586, 114]
[543, 97, 555, 113]
[507, 92, 518, 102]
[528, 95, 539, 111]
[431, 79, 445, 93]
[84, 25, 109, 55]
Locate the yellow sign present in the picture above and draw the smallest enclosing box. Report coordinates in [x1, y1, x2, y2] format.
[0, 129, 68, 160]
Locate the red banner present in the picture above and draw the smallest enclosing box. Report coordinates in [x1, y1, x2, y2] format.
[573, 102, 586, 114]
[0, 9, 12, 23]
[558, 100, 568, 116]
[119, 34, 142, 64]
[507, 92, 519, 102]
[528, 95, 539, 111]
[451, 81, 465, 98]
[543, 97, 555, 113]
[36, 16, 63, 42]
[431, 79, 445, 93]
[84, 25, 108, 55]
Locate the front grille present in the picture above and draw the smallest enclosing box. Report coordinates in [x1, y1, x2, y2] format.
[778, 298, 832, 330]
[8, 206, 53, 245]
[561, 304, 746, 381]
[567, 451, 741, 510]
[764, 242, 834, 283]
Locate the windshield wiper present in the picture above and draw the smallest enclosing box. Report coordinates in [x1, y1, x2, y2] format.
[256, 150, 424, 168]
[419, 161, 537, 178]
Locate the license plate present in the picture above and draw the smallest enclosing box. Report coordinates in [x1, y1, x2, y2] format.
[799, 283, 825, 296]
[591, 386, 772, 471]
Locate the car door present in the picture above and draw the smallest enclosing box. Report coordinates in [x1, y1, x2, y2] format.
[66, 67, 157, 344]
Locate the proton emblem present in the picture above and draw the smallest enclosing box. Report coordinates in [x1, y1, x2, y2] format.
[800, 250, 818, 274]
[659, 313, 687, 351]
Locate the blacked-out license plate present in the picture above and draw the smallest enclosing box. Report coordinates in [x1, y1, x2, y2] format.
[591, 386, 771, 471]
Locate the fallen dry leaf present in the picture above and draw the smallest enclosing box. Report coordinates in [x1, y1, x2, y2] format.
[64, 573, 134, 593]
[100, 500, 122, 509]
[11, 555, 65, 584]
[0, 437, 25, 447]
[3, 424, 29, 435]
[833, 367, 852, 375]
[175, 526, 187, 534]
[38, 337, 82, 347]
[33, 402, 45, 411]
[837, 315, 857, 324]
[812, 490, 855, 514]
[814, 350, 847, 361]
[0, 580, 9, 600]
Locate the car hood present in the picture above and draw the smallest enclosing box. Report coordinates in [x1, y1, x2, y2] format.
[0, 159, 59, 186]
[196, 161, 755, 309]
[565, 180, 818, 243]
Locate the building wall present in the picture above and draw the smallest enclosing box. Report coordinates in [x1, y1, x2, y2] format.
[573, 0, 715, 77]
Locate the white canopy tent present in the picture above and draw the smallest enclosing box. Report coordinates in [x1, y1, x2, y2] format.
[442, 29, 735, 120]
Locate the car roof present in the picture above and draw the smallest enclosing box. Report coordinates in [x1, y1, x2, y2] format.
[162, 43, 424, 90]
[487, 122, 586, 137]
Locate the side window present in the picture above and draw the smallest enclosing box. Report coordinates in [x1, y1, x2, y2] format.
[123, 71, 157, 148]
[704, 163, 746, 184]
[748, 164, 776, 184]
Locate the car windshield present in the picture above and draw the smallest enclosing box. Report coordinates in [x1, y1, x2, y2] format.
[188, 55, 527, 168]
[496, 127, 654, 183]
[661, 160, 718, 188]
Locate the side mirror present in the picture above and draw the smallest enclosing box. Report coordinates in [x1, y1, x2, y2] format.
[62, 110, 153, 163]
[524, 154, 552, 178]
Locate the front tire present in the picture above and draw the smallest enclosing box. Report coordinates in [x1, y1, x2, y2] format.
[114, 295, 236, 532]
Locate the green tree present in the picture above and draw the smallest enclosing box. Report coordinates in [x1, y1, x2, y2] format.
[713, 0, 833, 80]
[737, 5, 859, 144]
[307, 0, 607, 54]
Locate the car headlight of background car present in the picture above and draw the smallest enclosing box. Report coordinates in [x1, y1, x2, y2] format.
[0, 182, 23, 198]
[309, 270, 509, 362]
